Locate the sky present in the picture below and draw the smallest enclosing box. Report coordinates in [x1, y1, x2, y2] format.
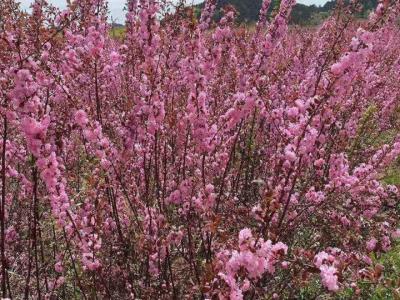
[19, 0, 330, 24]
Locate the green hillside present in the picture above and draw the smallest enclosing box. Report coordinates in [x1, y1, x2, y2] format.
[194, 0, 379, 25]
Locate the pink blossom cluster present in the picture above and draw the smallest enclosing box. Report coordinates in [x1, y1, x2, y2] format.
[216, 229, 288, 299]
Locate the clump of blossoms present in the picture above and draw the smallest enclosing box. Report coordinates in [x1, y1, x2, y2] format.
[0, 0, 400, 298]
[214, 228, 287, 299]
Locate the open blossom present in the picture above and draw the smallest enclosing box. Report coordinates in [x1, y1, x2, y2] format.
[314, 251, 340, 292]
[366, 238, 378, 251]
[314, 251, 330, 268]
[238, 228, 253, 250]
[74, 110, 89, 127]
[82, 253, 101, 271]
[54, 261, 64, 273]
[218, 229, 288, 297]
[320, 265, 339, 292]
[392, 229, 400, 239]
[284, 145, 297, 162]
[21, 116, 50, 138]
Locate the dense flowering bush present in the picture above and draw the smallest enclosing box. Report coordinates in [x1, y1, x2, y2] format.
[1, 0, 400, 298]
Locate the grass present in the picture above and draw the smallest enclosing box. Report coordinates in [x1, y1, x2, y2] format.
[110, 26, 126, 39]
[383, 167, 400, 186]
[357, 243, 400, 300]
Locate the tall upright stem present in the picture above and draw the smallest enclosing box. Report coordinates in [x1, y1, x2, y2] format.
[1, 115, 8, 298]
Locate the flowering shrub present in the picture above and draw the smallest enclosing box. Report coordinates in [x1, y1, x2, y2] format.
[1, 0, 400, 298]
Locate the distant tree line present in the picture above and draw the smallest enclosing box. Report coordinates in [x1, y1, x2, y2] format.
[194, 0, 379, 25]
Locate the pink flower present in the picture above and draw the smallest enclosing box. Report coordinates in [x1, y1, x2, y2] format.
[272, 242, 288, 255]
[284, 145, 297, 162]
[366, 238, 377, 252]
[391, 229, 400, 239]
[320, 265, 339, 292]
[381, 236, 391, 252]
[56, 276, 65, 287]
[314, 158, 325, 168]
[281, 261, 289, 269]
[314, 251, 330, 268]
[238, 228, 253, 250]
[82, 253, 101, 271]
[331, 63, 344, 75]
[362, 255, 373, 265]
[242, 279, 250, 291]
[286, 106, 299, 118]
[55, 262, 64, 273]
[74, 110, 88, 127]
